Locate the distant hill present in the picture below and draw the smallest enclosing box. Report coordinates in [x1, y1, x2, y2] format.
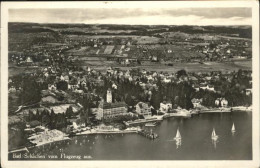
[8, 22, 252, 39]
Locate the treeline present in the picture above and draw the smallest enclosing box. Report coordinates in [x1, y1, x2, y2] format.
[27, 106, 75, 130]
[9, 23, 252, 39]
[17, 77, 42, 106]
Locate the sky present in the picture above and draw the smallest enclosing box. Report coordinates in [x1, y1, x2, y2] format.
[9, 8, 252, 25]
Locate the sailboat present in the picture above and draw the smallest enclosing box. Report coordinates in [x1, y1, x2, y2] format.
[211, 128, 218, 141]
[231, 123, 236, 133]
[174, 128, 182, 141]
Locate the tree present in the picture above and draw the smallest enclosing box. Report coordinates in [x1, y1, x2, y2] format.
[19, 78, 41, 105]
[28, 110, 34, 122]
[150, 89, 163, 110]
[56, 81, 68, 91]
[35, 109, 40, 121]
[177, 69, 187, 78]
[66, 106, 73, 118]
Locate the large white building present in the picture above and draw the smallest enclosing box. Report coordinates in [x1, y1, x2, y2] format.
[159, 101, 172, 113]
[135, 102, 152, 118]
[96, 89, 128, 120]
[96, 101, 128, 120]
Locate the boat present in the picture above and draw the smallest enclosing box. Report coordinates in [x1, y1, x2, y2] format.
[145, 122, 157, 127]
[231, 123, 236, 133]
[211, 128, 219, 141]
[174, 128, 181, 141]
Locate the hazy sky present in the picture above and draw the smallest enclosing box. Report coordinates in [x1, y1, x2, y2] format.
[9, 8, 252, 25]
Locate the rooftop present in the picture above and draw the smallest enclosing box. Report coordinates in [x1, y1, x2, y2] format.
[102, 102, 127, 109]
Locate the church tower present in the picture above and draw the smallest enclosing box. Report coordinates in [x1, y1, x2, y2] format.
[107, 89, 112, 103]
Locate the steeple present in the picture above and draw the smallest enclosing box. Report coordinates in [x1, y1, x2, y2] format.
[107, 89, 112, 103]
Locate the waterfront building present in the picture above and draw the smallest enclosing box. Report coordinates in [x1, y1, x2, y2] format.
[221, 98, 228, 107]
[191, 98, 203, 108]
[135, 102, 152, 118]
[215, 98, 228, 107]
[96, 101, 128, 120]
[159, 101, 172, 113]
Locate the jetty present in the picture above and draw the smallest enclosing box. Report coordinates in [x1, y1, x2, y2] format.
[124, 116, 163, 126]
[138, 129, 158, 140]
[9, 147, 29, 154]
[76, 127, 141, 136]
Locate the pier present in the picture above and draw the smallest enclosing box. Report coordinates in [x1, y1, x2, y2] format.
[124, 117, 163, 126]
[9, 147, 29, 154]
[138, 129, 158, 140]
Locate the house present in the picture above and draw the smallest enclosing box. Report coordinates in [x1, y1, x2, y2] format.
[159, 101, 172, 113]
[246, 89, 252, 96]
[221, 98, 228, 107]
[163, 77, 171, 83]
[48, 84, 57, 91]
[192, 84, 200, 92]
[8, 86, 16, 93]
[215, 98, 228, 107]
[64, 75, 69, 83]
[199, 84, 215, 92]
[112, 83, 117, 89]
[151, 56, 158, 62]
[60, 75, 65, 81]
[147, 75, 154, 81]
[135, 102, 152, 118]
[74, 89, 84, 94]
[191, 98, 203, 108]
[25, 56, 33, 65]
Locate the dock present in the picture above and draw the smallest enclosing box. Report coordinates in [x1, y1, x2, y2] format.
[124, 116, 163, 126]
[138, 129, 158, 140]
[9, 147, 29, 154]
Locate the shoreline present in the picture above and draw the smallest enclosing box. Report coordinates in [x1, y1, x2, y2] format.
[75, 129, 139, 136]
[10, 107, 251, 152]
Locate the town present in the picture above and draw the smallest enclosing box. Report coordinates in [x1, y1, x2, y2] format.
[8, 23, 252, 152]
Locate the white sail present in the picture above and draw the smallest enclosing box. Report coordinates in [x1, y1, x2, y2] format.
[212, 128, 216, 137]
[211, 128, 216, 137]
[231, 123, 236, 132]
[175, 128, 181, 139]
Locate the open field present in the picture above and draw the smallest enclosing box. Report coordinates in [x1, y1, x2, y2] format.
[9, 66, 39, 77]
[78, 60, 252, 73]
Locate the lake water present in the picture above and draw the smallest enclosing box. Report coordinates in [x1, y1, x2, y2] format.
[9, 112, 252, 160]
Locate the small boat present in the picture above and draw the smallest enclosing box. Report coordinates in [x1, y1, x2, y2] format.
[231, 123, 236, 133]
[145, 122, 156, 127]
[211, 128, 219, 141]
[174, 128, 181, 141]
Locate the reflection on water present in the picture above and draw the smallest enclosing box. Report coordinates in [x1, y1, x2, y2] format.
[176, 139, 182, 149]
[9, 112, 252, 160]
[212, 139, 218, 149]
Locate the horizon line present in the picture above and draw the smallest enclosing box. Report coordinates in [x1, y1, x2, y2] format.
[8, 22, 252, 27]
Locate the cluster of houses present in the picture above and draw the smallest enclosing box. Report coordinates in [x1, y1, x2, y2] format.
[195, 39, 252, 62]
[8, 35, 252, 124]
